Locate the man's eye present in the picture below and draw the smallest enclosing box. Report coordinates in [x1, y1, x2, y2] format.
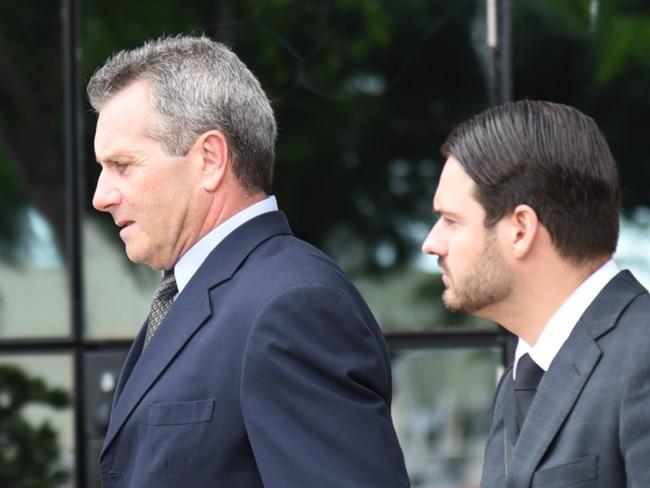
[442, 216, 456, 225]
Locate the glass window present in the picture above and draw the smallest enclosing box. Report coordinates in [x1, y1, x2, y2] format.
[392, 347, 501, 487]
[0, 354, 75, 486]
[0, 0, 70, 338]
[81, 0, 498, 338]
[82, 229, 159, 339]
[0, 1, 517, 485]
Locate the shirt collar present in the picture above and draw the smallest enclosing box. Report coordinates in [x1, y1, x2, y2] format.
[172, 195, 279, 295]
[514, 259, 620, 378]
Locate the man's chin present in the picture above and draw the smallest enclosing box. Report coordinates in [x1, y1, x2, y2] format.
[442, 290, 464, 313]
[125, 246, 149, 266]
[126, 247, 172, 271]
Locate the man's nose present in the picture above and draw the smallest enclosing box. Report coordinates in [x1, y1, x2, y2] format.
[92, 171, 121, 212]
[421, 220, 446, 257]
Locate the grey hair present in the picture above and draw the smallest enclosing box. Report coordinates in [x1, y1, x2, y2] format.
[87, 35, 276, 194]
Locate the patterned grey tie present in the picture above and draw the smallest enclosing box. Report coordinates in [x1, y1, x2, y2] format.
[143, 270, 178, 349]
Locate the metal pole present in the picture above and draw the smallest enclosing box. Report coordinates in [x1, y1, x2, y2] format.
[61, 0, 87, 484]
[496, 0, 512, 103]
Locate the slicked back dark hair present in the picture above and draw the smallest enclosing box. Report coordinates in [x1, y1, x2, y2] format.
[442, 100, 620, 264]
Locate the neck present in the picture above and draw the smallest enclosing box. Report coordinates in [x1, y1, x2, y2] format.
[204, 190, 268, 233]
[487, 255, 610, 345]
[194, 190, 268, 248]
[170, 189, 267, 268]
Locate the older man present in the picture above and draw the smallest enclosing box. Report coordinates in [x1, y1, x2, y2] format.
[89, 35, 409, 488]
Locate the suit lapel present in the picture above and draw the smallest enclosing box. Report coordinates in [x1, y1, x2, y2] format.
[101, 292, 212, 456]
[101, 211, 293, 458]
[506, 270, 646, 487]
[502, 373, 517, 446]
[110, 323, 146, 411]
[499, 372, 516, 479]
[507, 325, 601, 487]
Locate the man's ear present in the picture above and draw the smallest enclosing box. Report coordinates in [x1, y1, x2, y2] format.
[196, 130, 229, 192]
[505, 204, 540, 259]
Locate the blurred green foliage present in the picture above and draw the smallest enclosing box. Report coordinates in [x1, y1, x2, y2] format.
[0, 0, 647, 331]
[81, 0, 489, 275]
[0, 365, 70, 487]
[512, 0, 650, 205]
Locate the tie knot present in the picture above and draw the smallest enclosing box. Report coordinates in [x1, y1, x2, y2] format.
[153, 270, 178, 303]
[143, 270, 178, 350]
[515, 353, 544, 390]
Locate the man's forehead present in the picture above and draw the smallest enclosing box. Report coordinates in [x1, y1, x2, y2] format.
[434, 157, 477, 205]
[95, 81, 152, 129]
[94, 82, 153, 158]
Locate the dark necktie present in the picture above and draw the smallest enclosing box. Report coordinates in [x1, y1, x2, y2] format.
[143, 270, 178, 350]
[514, 353, 544, 431]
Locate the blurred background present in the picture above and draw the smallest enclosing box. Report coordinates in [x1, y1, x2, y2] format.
[0, 0, 648, 486]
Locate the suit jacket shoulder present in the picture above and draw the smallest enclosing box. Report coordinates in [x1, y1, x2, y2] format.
[100, 211, 410, 488]
[482, 270, 650, 488]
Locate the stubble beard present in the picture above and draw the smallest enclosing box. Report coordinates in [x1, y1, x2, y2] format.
[442, 232, 513, 314]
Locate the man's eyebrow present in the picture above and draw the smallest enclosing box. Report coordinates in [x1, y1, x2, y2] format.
[95, 157, 111, 165]
[96, 153, 133, 165]
[433, 204, 462, 219]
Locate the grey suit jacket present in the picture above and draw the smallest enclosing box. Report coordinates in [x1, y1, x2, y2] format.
[481, 270, 650, 488]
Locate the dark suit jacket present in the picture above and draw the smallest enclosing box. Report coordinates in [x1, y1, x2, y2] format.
[99, 211, 410, 487]
[481, 270, 650, 488]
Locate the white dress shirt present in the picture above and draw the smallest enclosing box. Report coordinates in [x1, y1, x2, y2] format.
[172, 195, 279, 296]
[513, 259, 620, 378]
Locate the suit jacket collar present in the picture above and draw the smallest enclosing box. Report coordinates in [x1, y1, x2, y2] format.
[506, 270, 646, 486]
[101, 211, 293, 457]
